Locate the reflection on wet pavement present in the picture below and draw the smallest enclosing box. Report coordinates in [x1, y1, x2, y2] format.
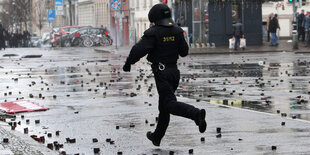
[1, 49, 310, 154]
[177, 52, 310, 121]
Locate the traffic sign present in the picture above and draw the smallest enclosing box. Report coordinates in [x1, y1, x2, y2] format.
[48, 9, 56, 22]
[110, 0, 121, 10]
[55, 0, 63, 6]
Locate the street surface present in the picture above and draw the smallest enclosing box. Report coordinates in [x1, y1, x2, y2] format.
[0, 47, 310, 154]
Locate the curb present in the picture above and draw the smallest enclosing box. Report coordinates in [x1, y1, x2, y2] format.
[189, 49, 289, 55]
[93, 48, 113, 53]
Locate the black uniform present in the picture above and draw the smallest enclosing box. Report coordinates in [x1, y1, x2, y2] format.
[123, 4, 206, 146]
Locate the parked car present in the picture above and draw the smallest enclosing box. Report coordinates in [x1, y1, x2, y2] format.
[29, 37, 40, 47]
[50, 26, 87, 46]
[61, 27, 113, 47]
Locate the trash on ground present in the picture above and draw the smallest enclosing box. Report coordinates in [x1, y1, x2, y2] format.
[0, 100, 48, 113]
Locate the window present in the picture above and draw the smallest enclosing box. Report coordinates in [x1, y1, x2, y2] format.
[79, 29, 88, 35]
[136, 0, 139, 9]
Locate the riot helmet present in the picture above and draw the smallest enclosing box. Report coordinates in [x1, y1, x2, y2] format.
[148, 4, 174, 27]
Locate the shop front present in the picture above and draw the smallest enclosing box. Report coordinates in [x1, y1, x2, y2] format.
[174, 0, 263, 47]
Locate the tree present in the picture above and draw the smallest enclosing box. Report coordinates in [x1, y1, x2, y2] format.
[34, 0, 47, 36]
[68, 0, 73, 26]
[1, 0, 32, 32]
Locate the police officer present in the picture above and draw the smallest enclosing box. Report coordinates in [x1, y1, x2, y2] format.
[123, 3, 206, 146]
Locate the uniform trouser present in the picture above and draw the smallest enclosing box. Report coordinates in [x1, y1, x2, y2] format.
[153, 67, 199, 139]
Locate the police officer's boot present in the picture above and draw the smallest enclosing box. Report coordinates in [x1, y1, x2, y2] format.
[195, 109, 207, 133]
[146, 131, 161, 146]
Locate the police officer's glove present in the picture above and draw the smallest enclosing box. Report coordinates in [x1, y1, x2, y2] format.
[123, 63, 131, 72]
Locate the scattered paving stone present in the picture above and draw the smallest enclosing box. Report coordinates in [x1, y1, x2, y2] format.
[200, 137, 205, 142]
[24, 128, 28, 134]
[272, 146, 277, 150]
[216, 134, 222, 138]
[93, 148, 100, 153]
[188, 149, 194, 154]
[281, 113, 287, 117]
[3, 138, 9, 143]
[47, 143, 53, 150]
[93, 138, 98, 143]
[216, 127, 221, 133]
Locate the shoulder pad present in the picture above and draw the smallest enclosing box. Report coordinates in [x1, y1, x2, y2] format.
[144, 27, 157, 36]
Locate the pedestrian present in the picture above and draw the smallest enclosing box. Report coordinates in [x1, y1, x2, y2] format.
[123, 4, 207, 146]
[0, 24, 5, 50]
[176, 15, 185, 27]
[302, 12, 310, 46]
[298, 9, 306, 42]
[269, 14, 280, 46]
[266, 13, 273, 42]
[232, 19, 244, 50]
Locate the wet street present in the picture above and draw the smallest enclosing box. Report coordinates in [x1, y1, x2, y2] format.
[0, 47, 310, 154]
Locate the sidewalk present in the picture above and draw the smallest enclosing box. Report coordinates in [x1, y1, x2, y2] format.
[190, 40, 310, 55]
[94, 40, 310, 55]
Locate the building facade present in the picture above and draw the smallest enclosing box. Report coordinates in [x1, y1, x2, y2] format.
[262, 0, 310, 38]
[78, 0, 95, 26]
[94, 0, 110, 28]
